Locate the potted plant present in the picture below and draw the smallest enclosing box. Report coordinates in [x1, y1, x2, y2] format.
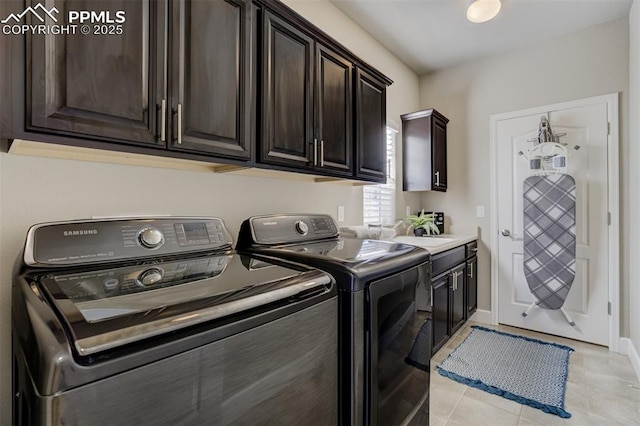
[405, 210, 441, 237]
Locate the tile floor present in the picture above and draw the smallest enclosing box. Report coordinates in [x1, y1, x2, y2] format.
[428, 321, 640, 426]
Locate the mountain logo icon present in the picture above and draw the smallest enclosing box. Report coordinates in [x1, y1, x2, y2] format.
[1, 3, 59, 24]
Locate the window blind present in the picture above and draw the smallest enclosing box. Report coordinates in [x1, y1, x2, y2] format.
[363, 128, 396, 225]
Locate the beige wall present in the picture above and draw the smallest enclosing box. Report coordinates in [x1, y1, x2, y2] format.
[418, 18, 630, 333]
[629, 2, 640, 355]
[0, 1, 419, 423]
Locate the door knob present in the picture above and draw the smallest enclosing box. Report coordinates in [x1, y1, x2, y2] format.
[501, 229, 511, 237]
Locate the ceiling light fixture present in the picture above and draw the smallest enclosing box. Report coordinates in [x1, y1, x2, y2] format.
[466, 0, 502, 23]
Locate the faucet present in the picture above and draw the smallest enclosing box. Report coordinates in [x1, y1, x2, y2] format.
[392, 220, 412, 236]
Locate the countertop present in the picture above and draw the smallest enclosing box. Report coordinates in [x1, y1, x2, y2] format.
[388, 233, 477, 255]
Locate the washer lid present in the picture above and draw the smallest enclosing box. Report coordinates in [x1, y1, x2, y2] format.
[241, 238, 430, 292]
[38, 253, 332, 356]
[275, 238, 417, 263]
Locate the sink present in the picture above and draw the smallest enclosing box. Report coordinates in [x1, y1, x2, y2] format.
[393, 236, 457, 247]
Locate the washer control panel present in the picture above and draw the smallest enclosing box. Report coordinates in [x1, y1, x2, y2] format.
[25, 217, 233, 267]
[247, 214, 338, 245]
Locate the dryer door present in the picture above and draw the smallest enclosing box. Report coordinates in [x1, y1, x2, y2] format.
[366, 261, 431, 425]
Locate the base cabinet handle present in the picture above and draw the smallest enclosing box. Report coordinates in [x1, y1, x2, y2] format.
[160, 99, 166, 142]
[177, 104, 183, 144]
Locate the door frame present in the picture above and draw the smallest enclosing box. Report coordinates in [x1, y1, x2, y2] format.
[489, 93, 620, 351]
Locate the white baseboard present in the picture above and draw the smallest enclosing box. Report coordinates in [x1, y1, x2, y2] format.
[469, 309, 492, 324]
[619, 337, 640, 382]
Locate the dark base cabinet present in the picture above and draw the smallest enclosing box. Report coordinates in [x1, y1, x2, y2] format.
[429, 242, 478, 356]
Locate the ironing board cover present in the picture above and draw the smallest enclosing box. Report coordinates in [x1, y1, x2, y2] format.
[523, 174, 576, 310]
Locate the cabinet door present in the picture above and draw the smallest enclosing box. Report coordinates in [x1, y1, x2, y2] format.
[261, 12, 314, 168]
[169, 0, 252, 160]
[355, 68, 387, 183]
[450, 265, 466, 335]
[28, 0, 164, 147]
[431, 273, 450, 355]
[401, 115, 432, 191]
[315, 45, 352, 177]
[432, 117, 448, 191]
[466, 257, 477, 318]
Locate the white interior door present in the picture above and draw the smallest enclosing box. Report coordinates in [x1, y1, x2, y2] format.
[496, 101, 610, 346]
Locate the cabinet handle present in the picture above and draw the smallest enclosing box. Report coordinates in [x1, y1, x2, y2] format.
[469, 264, 474, 279]
[160, 99, 166, 142]
[313, 139, 318, 166]
[435, 171, 440, 187]
[430, 285, 434, 310]
[177, 104, 183, 144]
[320, 139, 324, 167]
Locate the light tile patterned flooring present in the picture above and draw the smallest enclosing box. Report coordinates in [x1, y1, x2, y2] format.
[429, 321, 640, 425]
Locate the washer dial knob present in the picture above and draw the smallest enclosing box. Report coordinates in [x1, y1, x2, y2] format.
[135, 268, 164, 287]
[295, 221, 309, 236]
[137, 227, 164, 249]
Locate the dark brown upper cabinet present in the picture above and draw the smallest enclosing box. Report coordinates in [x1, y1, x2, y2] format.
[27, 0, 252, 161]
[315, 45, 352, 177]
[169, 0, 252, 160]
[28, 0, 164, 147]
[401, 108, 449, 191]
[7, 0, 393, 182]
[355, 68, 387, 183]
[260, 13, 353, 177]
[260, 11, 314, 169]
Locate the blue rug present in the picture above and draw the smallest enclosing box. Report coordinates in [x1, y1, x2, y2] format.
[437, 326, 574, 418]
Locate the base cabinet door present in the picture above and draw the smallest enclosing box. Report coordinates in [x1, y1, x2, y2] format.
[466, 256, 478, 318]
[431, 272, 450, 354]
[449, 264, 466, 335]
[28, 0, 164, 147]
[169, 0, 252, 160]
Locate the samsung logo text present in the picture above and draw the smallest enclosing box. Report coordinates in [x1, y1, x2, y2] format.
[63, 230, 99, 237]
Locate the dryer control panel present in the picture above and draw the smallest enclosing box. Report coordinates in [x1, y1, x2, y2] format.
[245, 214, 338, 245]
[24, 217, 233, 267]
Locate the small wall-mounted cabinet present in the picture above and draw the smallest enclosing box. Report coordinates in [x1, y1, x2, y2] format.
[401, 108, 449, 191]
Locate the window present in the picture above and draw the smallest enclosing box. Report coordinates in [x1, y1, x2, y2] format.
[363, 128, 397, 225]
